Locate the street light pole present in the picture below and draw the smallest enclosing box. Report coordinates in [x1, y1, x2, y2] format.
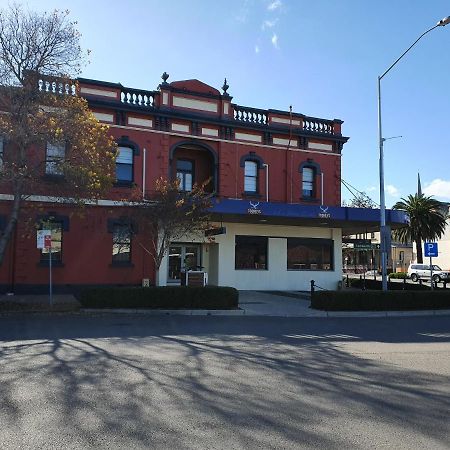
[378, 16, 450, 291]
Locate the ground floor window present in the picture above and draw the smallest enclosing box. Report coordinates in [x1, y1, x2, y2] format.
[235, 236, 268, 270]
[287, 238, 333, 270]
[112, 224, 132, 263]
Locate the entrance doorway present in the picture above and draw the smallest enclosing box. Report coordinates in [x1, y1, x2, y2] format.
[168, 244, 201, 283]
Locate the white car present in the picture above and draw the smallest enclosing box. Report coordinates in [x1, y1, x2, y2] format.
[407, 263, 450, 283]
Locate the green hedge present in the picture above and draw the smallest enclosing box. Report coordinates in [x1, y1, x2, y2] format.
[349, 278, 431, 291]
[389, 272, 408, 279]
[79, 286, 239, 309]
[312, 290, 450, 311]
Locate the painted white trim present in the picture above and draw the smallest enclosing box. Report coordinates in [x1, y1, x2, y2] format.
[107, 124, 342, 157]
[234, 132, 262, 143]
[271, 117, 301, 126]
[223, 103, 229, 114]
[308, 142, 333, 151]
[128, 117, 153, 127]
[273, 137, 298, 147]
[173, 96, 218, 113]
[80, 87, 117, 98]
[171, 123, 190, 133]
[202, 127, 219, 137]
[162, 92, 169, 105]
[93, 112, 114, 123]
[0, 193, 143, 207]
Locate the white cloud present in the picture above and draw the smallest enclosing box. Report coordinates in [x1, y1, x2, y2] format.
[366, 186, 377, 193]
[386, 184, 399, 197]
[271, 33, 278, 48]
[255, 45, 260, 54]
[262, 19, 278, 30]
[423, 178, 450, 199]
[268, 0, 282, 11]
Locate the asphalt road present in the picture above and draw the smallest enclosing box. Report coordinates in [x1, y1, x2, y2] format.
[0, 314, 449, 449]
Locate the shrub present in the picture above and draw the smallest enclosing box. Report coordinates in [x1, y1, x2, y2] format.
[349, 278, 430, 291]
[78, 286, 239, 309]
[311, 290, 450, 311]
[389, 272, 407, 279]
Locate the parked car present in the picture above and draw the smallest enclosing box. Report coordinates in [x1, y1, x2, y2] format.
[407, 263, 450, 282]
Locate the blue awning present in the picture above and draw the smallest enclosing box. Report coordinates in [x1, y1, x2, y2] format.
[209, 198, 408, 233]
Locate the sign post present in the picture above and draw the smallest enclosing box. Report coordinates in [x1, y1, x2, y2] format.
[424, 242, 438, 290]
[37, 230, 53, 306]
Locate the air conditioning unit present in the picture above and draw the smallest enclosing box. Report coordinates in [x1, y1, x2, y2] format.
[142, 278, 150, 287]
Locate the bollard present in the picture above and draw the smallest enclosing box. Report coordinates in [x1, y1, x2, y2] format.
[346, 274, 349, 287]
[444, 280, 447, 289]
[403, 276, 406, 290]
[310, 280, 315, 296]
[434, 279, 438, 289]
[419, 279, 422, 286]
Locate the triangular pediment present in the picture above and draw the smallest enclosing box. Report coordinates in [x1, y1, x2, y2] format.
[169, 79, 220, 96]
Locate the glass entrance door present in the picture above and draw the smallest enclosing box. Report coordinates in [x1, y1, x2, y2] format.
[168, 244, 201, 283]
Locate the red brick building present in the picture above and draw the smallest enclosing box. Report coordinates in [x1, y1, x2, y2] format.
[0, 73, 408, 293]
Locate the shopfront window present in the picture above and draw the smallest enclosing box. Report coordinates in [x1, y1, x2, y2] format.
[235, 235, 267, 270]
[287, 238, 333, 270]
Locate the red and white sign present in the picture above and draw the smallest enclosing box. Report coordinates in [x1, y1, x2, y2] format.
[37, 230, 52, 249]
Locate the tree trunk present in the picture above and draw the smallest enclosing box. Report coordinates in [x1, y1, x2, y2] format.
[0, 189, 22, 264]
[416, 238, 423, 263]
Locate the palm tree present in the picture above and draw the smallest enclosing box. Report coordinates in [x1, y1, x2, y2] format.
[393, 194, 448, 263]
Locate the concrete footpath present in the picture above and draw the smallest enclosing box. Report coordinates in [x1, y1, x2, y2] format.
[2, 291, 449, 318]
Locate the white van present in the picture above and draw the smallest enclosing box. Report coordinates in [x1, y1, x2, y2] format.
[407, 263, 450, 282]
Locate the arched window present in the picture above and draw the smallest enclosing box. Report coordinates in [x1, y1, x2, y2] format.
[302, 167, 315, 198]
[176, 159, 193, 191]
[299, 160, 321, 200]
[116, 146, 134, 183]
[115, 137, 139, 186]
[244, 160, 258, 193]
[240, 153, 264, 195]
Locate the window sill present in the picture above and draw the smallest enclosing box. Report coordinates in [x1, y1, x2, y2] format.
[242, 192, 262, 198]
[113, 181, 134, 188]
[38, 261, 64, 268]
[43, 174, 65, 182]
[300, 197, 319, 203]
[109, 261, 134, 268]
[287, 268, 333, 272]
[235, 268, 268, 271]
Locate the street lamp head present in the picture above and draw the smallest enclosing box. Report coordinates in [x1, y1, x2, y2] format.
[437, 16, 450, 26]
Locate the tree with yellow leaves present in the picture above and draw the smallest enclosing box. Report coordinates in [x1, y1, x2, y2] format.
[0, 5, 117, 263]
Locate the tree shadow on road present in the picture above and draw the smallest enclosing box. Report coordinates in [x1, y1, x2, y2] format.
[0, 315, 449, 448]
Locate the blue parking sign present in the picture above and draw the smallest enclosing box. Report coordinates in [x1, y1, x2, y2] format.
[424, 242, 438, 257]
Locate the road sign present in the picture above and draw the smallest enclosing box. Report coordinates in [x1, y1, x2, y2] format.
[424, 242, 438, 257]
[354, 243, 380, 251]
[37, 230, 51, 249]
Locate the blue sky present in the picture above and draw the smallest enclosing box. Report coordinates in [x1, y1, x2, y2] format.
[23, 0, 450, 206]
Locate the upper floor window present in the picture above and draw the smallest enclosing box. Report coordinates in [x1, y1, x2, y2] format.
[244, 160, 258, 193]
[116, 146, 133, 183]
[302, 167, 315, 198]
[112, 223, 132, 263]
[45, 142, 65, 175]
[176, 159, 193, 191]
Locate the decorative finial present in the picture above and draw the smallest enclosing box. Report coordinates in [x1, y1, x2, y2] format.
[161, 72, 169, 84]
[222, 78, 229, 94]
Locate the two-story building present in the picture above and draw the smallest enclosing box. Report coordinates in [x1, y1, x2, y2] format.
[0, 73, 408, 293]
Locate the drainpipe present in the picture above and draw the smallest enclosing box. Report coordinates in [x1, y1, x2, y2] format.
[263, 163, 269, 202]
[142, 147, 147, 199]
[321, 172, 324, 206]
